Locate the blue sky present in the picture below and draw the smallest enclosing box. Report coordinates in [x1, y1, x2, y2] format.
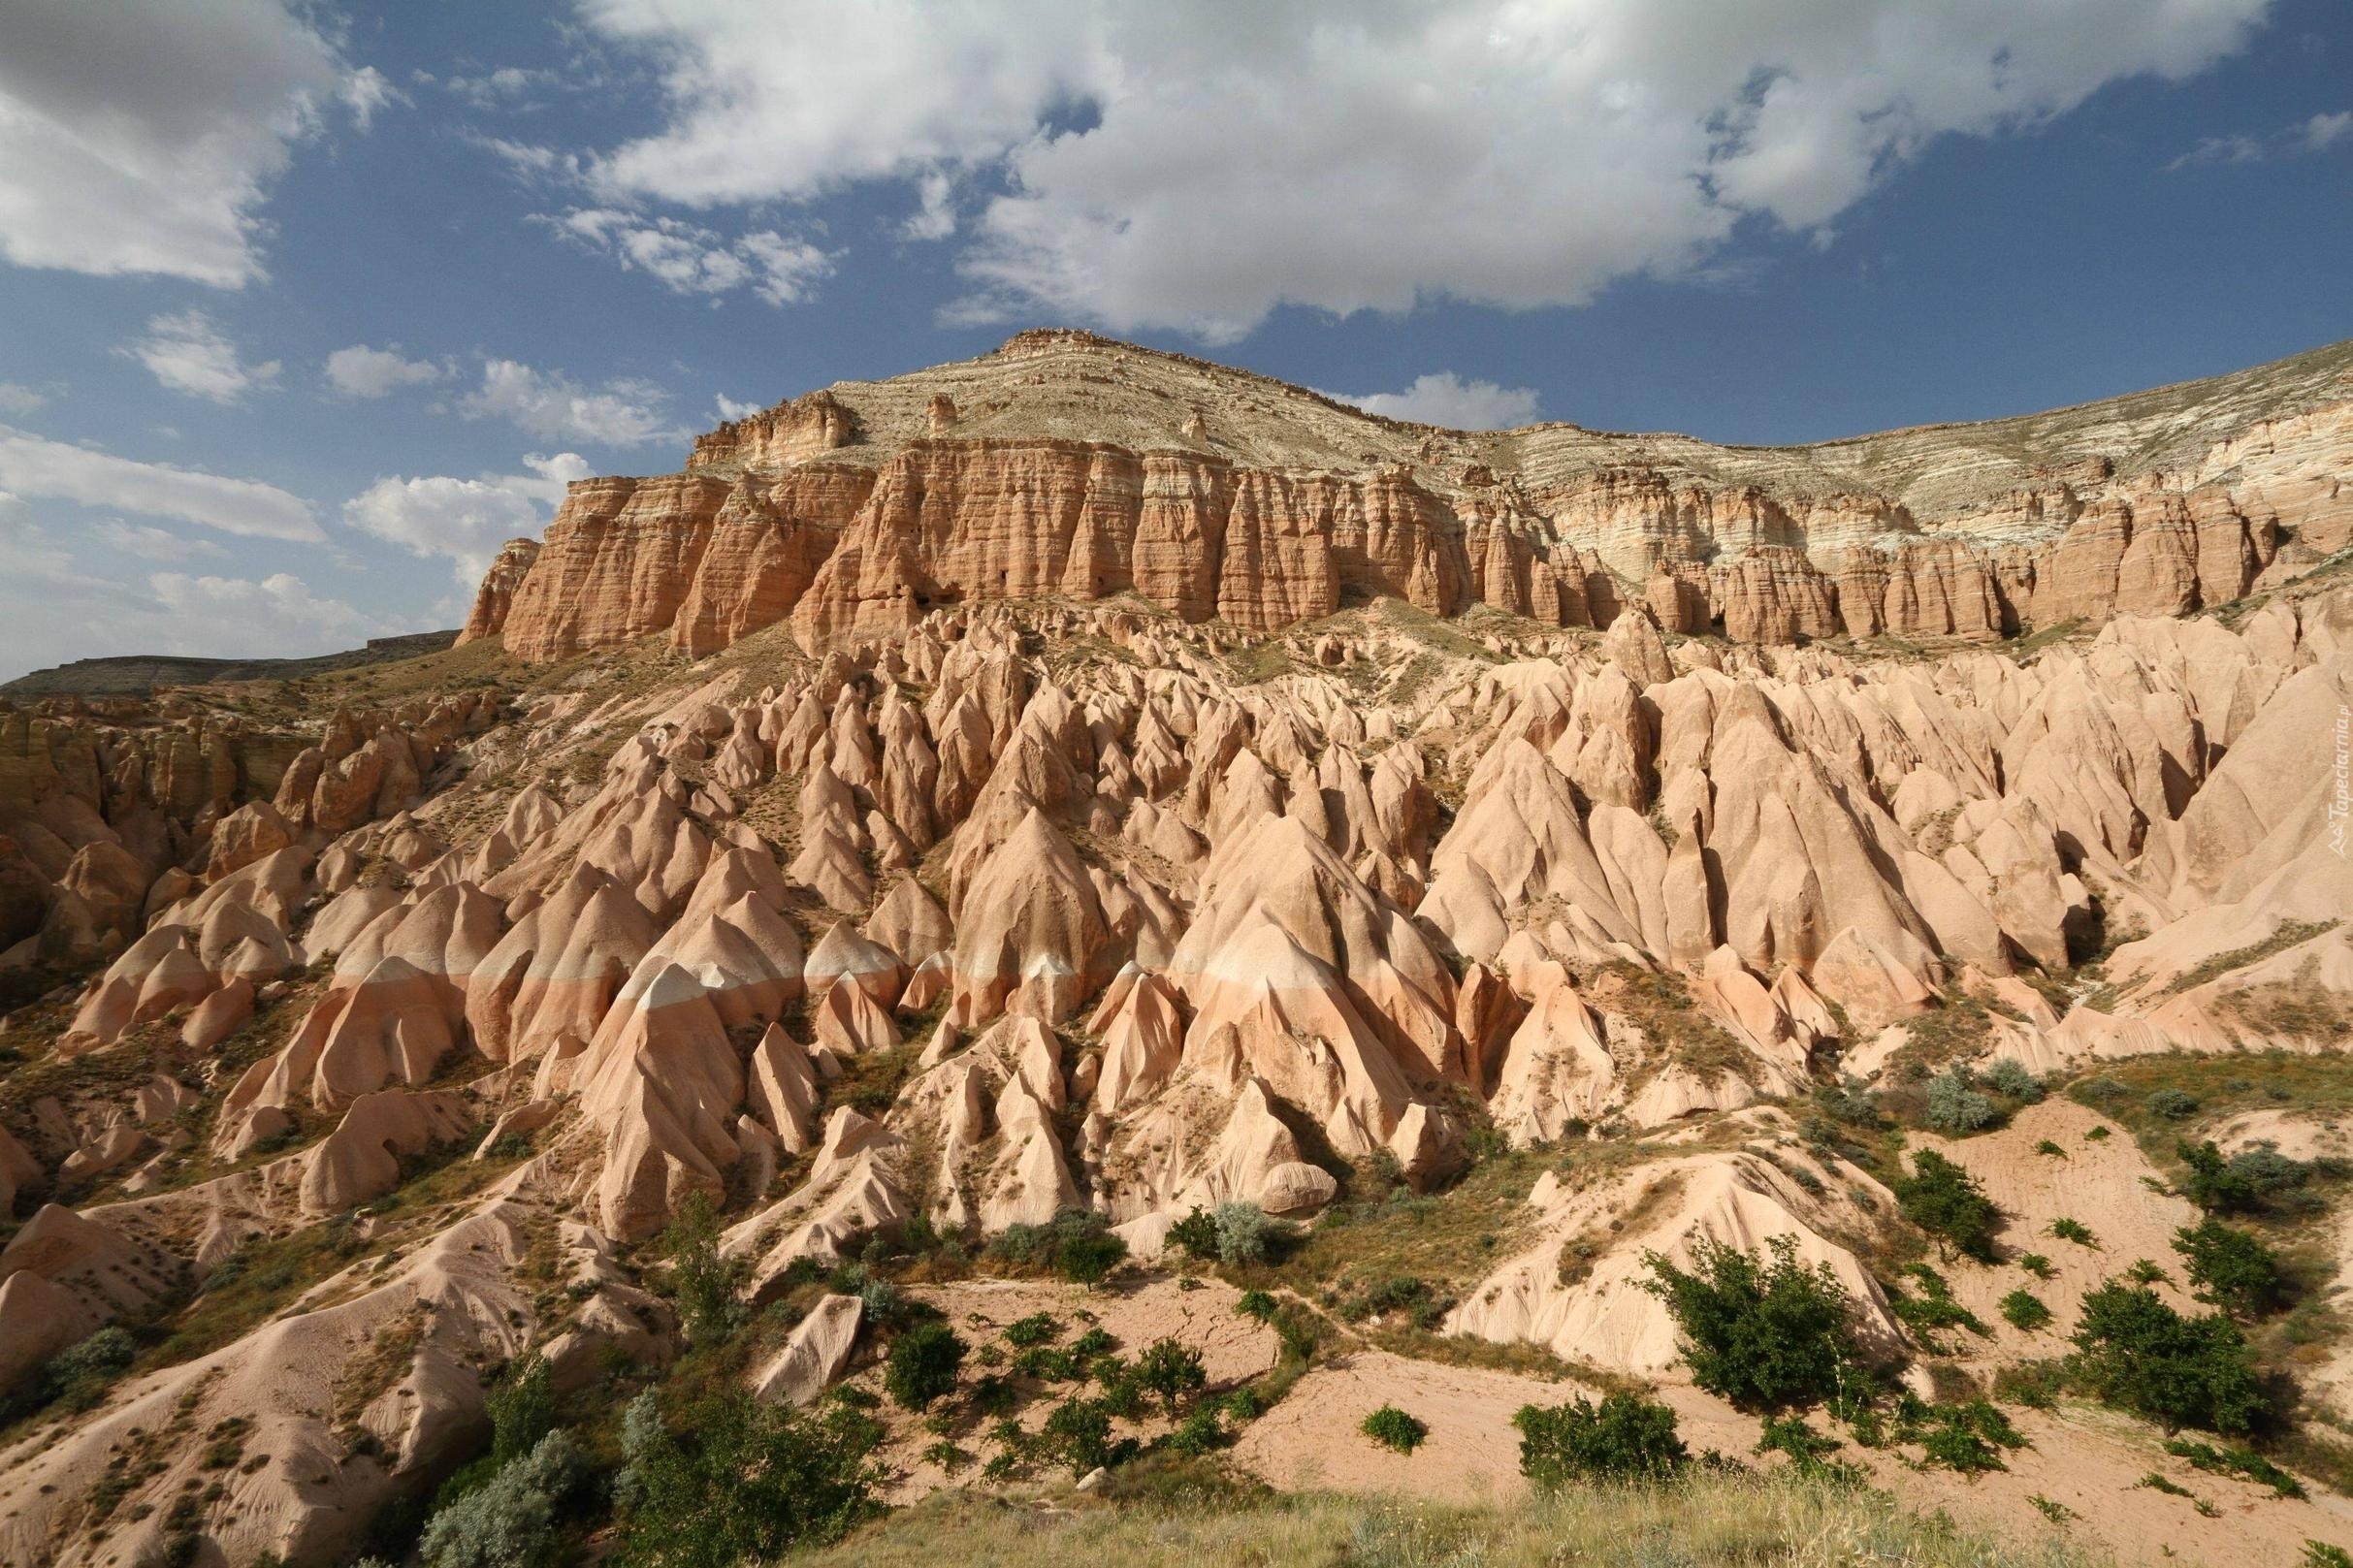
[0, 0, 2345, 681]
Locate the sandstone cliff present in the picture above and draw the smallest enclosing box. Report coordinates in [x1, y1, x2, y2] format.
[470, 330, 2350, 658]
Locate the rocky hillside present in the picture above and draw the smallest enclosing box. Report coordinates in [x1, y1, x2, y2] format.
[0, 337, 2348, 1567]
[467, 329, 2350, 659]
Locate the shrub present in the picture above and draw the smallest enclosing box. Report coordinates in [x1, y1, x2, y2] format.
[1133, 1337, 1207, 1418]
[1894, 1150, 2001, 1263]
[1981, 1059, 2044, 1104]
[1924, 1067, 1999, 1136]
[613, 1389, 881, 1567]
[1898, 1397, 2027, 1475]
[419, 1430, 584, 1568]
[485, 1356, 556, 1466]
[1162, 1406, 1227, 1456]
[886, 1322, 968, 1411]
[1002, 1313, 1060, 1349]
[2034, 1139, 2067, 1159]
[2017, 1252, 2056, 1280]
[2164, 1436, 2305, 1499]
[2174, 1219, 2286, 1318]
[1641, 1234, 1866, 1412]
[2070, 1283, 2269, 1435]
[1999, 1290, 2053, 1331]
[1236, 1289, 1278, 1321]
[992, 1208, 1130, 1285]
[1886, 1263, 1988, 1353]
[1165, 1207, 1219, 1262]
[2147, 1089, 2200, 1120]
[661, 1194, 744, 1347]
[40, 1326, 136, 1407]
[1362, 1404, 1427, 1455]
[1755, 1414, 1861, 1485]
[2179, 1138, 2317, 1216]
[1044, 1395, 1136, 1477]
[1513, 1393, 1688, 1487]
[1210, 1201, 1273, 1266]
[2049, 1217, 2097, 1247]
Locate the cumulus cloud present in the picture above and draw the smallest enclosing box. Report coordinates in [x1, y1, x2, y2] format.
[123, 310, 281, 402]
[461, 360, 683, 447]
[0, 0, 377, 287]
[2306, 111, 2351, 151]
[0, 383, 45, 416]
[572, 0, 2269, 339]
[148, 569, 390, 645]
[543, 207, 832, 304]
[343, 452, 590, 582]
[325, 343, 445, 399]
[0, 424, 319, 541]
[1327, 373, 1540, 430]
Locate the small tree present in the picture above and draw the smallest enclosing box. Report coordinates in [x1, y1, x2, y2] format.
[1894, 1150, 2001, 1263]
[1212, 1201, 1273, 1266]
[1641, 1234, 1865, 1412]
[2070, 1282, 2269, 1436]
[2174, 1218, 2286, 1318]
[661, 1193, 744, 1347]
[885, 1322, 967, 1411]
[1133, 1336, 1207, 1418]
[614, 1390, 881, 1568]
[420, 1430, 584, 1568]
[1999, 1290, 2053, 1332]
[486, 1356, 557, 1466]
[1514, 1392, 1688, 1487]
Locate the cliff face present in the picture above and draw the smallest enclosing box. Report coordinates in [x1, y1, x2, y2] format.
[469, 332, 2353, 657]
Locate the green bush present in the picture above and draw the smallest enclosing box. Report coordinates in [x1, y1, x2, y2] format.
[1513, 1392, 1688, 1487]
[661, 1194, 745, 1347]
[1044, 1395, 1137, 1477]
[2017, 1252, 2055, 1280]
[2179, 1138, 2318, 1216]
[992, 1208, 1130, 1285]
[1886, 1263, 1987, 1353]
[1924, 1067, 1999, 1135]
[886, 1322, 968, 1411]
[1897, 1397, 2026, 1475]
[1210, 1201, 1273, 1266]
[2049, 1217, 2097, 1247]
[485, 1356, 556, 1466]
[1236, 1289, 1278, 1321]
[1999, 1290, 2053, 1331]
[1754, 1414, 1861, 1485]
[1982, 1059, 2044, 1104]
[1894, 1150, 2001, 1263]
[1162, 1406, 1228, 1456]
[2174, 1219, 2285, 1317]
[420, 1430, 584, 1568]
[2147, 1089, 2201, 1121]
[1641, 1234, 1866, 1412]
[613, 1389, 881, 1567]
[1133, 1337, 1207, 1418]
[2164, 1436, 2305, 1499]
[1361, 1404, 1427, 1455]
[2070, 1283, 2269, 1435]
[1002, 1313, 1060, 1348]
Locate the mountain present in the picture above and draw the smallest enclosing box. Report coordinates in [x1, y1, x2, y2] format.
[467, 328, 2351, 658]
[0, 334, 2348, 1566]
[2, 632, 463, 698]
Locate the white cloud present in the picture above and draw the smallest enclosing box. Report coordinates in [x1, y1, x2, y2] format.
[543, 207, 833, 304]
[2167, 132, 2265, 170]
[148, 569, 390, 645]
[2307, 111, 2352, 151]
[325, 343, 445, 399]
[1327, 373, 1540, 430]
[0, 383, 45, 415]
[713, 394, 763, 421]
[0, 424, 319, 541]
[342, 452, 590, 582]
[0, 0, 372, 287]
[90, 519, 227, 561]
[339, 65, 403, 130]
[460, 359, 684, 447]
[573, 0, 2269, 340]
[447, 66, 547, 109]
[122, 310, 281, 402]
[0, 518, 385, 680]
